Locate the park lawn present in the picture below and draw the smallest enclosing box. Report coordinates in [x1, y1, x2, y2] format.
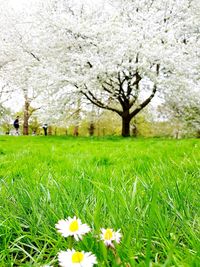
[0, 136, 199, 267]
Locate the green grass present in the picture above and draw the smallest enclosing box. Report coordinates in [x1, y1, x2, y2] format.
[0, 136, 200, 266]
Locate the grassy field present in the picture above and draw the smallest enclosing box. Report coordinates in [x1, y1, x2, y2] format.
[0, 136, 199, 267]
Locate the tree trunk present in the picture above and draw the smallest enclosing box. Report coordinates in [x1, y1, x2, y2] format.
[73, 126, 79, 136]
[131, 118, 137, 137]
[122, 116, 131, 137]
[131, 124, 137, 137]
[88, 122, 95, 136]
[23, 100, 29, 135]
[48, 126, 52, 135]
[73, 97, 81, 137]
[196, 129, 200, 138]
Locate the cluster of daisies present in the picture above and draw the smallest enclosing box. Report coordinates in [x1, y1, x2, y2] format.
[54, 216, 122, 267]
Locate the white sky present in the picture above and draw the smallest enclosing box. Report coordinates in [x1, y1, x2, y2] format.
[7, 0, 29, 9]
[6, 0, 104, 9]
[5, 0, 41, 11]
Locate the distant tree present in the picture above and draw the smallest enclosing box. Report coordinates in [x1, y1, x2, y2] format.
[29, 116, 40, 135]
[0, 107, 12, 134]
[183, 105, 200, 137]
[158, 90, 200, 138]
[88, 122, 95, 137]
[50, 0, 198, 136]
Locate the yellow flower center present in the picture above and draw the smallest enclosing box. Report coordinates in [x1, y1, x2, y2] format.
[69, 220, 79, 232]
[72, 251, 84, 263]
[104, 229, 113, 240]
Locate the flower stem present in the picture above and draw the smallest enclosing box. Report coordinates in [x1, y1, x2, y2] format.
[68, 236, 74, 249]
[109, 245, 121, 265]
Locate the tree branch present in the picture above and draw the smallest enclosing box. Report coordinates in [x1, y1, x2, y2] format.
[129, 62, 160, 117]
[24, 50, 40, 61]
[130, 84, 157, 118]
[81, 89, 122, 115]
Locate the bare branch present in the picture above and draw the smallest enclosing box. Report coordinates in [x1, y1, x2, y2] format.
[129, 63, 160, 117]
[81, 89, 122, 115]
[24, 49, 40, 61]
[130, 84, 157, 118]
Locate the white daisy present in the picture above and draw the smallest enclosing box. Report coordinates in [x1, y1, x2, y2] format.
[100, 228, 122, 247]
[55, 216, 91, 241]
[58, 249, 97, 267]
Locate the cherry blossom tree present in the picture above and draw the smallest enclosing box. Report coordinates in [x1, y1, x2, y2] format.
[42, 0, 199, 136]
[0, 0, 199, 136]
[0, 1, 48, 134]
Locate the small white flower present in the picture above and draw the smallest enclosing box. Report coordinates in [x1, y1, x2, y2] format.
[55, 216, 91, 241]
[58, 249, 97, 267]
[100, 228, 122, 247]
